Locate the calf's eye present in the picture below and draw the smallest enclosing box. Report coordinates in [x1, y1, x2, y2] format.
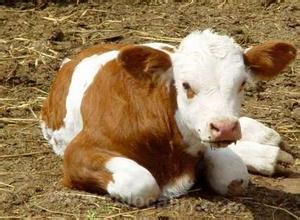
[182, 82, 196, 99]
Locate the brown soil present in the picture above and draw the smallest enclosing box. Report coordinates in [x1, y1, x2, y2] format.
[0, 0, 299, 219]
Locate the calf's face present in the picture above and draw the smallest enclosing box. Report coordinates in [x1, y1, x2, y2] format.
[172, 30, 296, 147]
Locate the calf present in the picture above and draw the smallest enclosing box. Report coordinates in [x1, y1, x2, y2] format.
[41, 30, 296, 206]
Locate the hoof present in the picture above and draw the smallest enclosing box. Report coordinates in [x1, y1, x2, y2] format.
[227, 179, 247, 196]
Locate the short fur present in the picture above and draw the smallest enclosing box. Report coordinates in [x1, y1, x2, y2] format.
[41, 30, 296, 206]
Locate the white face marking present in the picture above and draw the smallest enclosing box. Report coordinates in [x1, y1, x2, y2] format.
[106, 157, 160, 207]
[161, 174, 194, 198]
[204, 147, 249, 195]
[171, 30, 249, 152]
[42, 51, 119, 156]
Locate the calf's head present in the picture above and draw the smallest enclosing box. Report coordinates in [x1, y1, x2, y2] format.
[172, 30, 296, 147]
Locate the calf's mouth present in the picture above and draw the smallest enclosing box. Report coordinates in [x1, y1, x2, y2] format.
[202, 140, 238, 149]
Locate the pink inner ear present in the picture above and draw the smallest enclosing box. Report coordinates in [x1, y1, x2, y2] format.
[244, 41, 297, 80]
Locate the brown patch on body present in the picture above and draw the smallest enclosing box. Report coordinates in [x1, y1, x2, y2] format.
[62, 45, 198, 192]
[41, 44, 128, 130]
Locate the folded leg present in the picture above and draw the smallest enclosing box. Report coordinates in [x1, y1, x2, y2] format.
[204, 147, 249, 196]
[229, 141, 294, 176]
[239, 117, 281, 146]
[63, 133, 160, 207]
[237, 117, 294, 175]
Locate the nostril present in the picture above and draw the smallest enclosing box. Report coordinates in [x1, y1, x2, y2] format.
[210, 123, 220, 134]
[210, 123, 220, 132]
[210, 120, 241, 141]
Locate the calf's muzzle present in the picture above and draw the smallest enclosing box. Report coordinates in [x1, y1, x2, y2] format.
[210, 120, 241, 142]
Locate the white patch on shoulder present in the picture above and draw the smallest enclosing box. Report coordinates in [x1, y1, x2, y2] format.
[161, 173, 194, 198]
[239, 117, 281, 146]
[229, 141, 280, 176]
[106, 157, 160, 207]
[43, 51, 119, 156]
[204, 147, 249, 195]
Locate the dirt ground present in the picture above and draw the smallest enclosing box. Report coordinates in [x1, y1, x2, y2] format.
[0, 0, 299, 219]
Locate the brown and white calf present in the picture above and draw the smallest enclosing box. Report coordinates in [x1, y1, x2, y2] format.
[41, 30, 296, 206]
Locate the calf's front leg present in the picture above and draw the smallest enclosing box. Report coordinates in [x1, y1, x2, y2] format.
[229, 117, 294, 176]
[239, 117, 281, 146]
[202, 116, 295, 195]
[63, 133, 160, 207]
[229, 141, 294, 176]
[203, 147, 249, 196]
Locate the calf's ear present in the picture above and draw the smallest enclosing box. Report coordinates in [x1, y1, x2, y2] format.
[243, 41, 296, 80]
[117, 45, 172, 80]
